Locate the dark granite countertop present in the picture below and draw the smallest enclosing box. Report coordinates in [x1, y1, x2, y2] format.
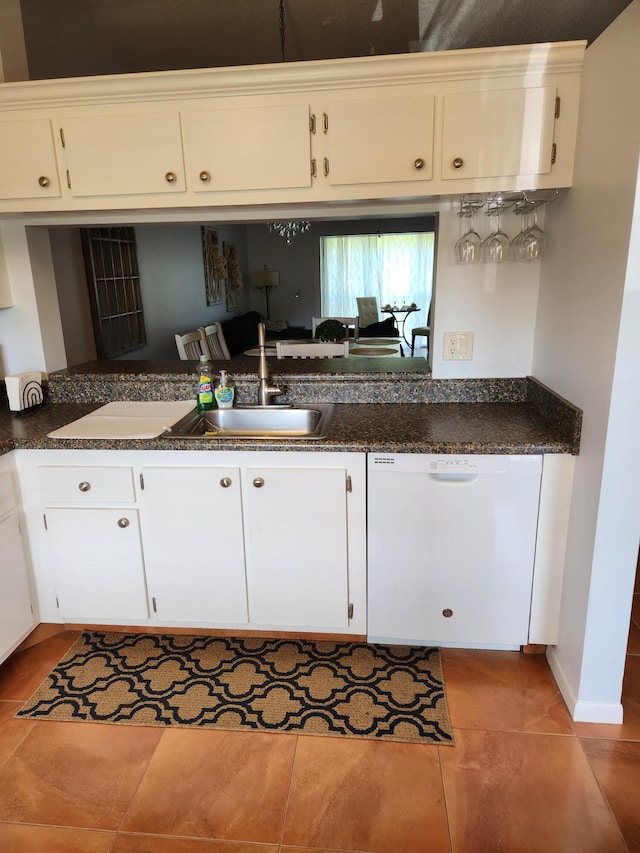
[0, 399, 578, 455]
[0, 361, 582, 456]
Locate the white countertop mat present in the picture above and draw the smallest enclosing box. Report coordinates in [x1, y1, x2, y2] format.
[48, 401, 194, 439]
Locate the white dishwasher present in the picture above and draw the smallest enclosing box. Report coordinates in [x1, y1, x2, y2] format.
[367, 453, 542, 649]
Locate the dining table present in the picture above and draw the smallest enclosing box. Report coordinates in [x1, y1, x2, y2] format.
[380, 305, 420, 349]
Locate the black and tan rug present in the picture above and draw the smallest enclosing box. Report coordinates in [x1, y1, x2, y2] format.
[16, 631, 453, 745]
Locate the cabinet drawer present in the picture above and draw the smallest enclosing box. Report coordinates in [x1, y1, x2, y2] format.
[38, 466, 136, 503]
[0, 470, 17, 518]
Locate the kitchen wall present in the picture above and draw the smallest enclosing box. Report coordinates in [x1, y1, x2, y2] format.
[533, 0, 640, 721]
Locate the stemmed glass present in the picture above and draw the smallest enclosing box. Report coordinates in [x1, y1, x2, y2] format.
[454, 211, 482, 264]
[482, 205, 510, 263]
[519, 205, 547, 261]
[510, 203, 531, 260]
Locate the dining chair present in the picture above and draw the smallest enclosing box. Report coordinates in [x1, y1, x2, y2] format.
[276, 341, 350, 359]
[356, 297, 380, 328]
[410, 303, 432, 356]
[311, 317, 360, 339]
[199, 323, 228, 359]
[174, 329, 208, 360]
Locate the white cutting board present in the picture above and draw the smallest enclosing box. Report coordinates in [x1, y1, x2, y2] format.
[48, 401, 195, 439]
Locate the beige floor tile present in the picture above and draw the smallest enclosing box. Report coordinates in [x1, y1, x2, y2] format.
[581, 737, 640, 851]
[0, 822, 115, 852]
[0, 701, 34, 769]
[0, 631, 81, 701]
[122, 729, 296, 843]
[441, 648, 573, 734]
[440, 729, 627, 852]
[574, 654, 640, 741]
[113, 834, 278, 852]
[0, 720, 161, 829]
[282, 735, 450, 853]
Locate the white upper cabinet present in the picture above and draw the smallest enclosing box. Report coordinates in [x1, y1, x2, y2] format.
[0, 41, 585, 211]
[0, 118, 61, 199]
[183, 102, 312, 192]
[441, 86, 557, 181]
[61, 111, 186, 197]
[323, 93, 434, 186]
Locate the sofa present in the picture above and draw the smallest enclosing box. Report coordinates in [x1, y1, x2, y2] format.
[220, 311, 311, 358]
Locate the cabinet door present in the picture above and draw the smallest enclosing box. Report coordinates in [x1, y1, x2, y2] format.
[138, 467, 248, 623]
[0, 118, 61, 199]
[243, 466, 350, 628]
[441, 86, 556, 180]
[325, 94, 434, 186]
[45, 508, 149, 621]
[0, 514, 34, 664]
[183, 103, 312, 192]
[62, 111, 185, 197]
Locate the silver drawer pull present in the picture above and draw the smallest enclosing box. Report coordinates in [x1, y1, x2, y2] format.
[253, 477, 265, 488]
[199, 170, 211, 183]
[38, 175, 50, 188]
[220, 477, 232, 488]
[78, 481, 91, 492]
[117, 517, 130, 528]
[452, 157, 464, 170]
[414, 158, 425, 170]
[165, 171, 177, 183]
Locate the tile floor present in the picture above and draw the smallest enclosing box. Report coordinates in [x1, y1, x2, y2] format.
[0, 589, 638, 853]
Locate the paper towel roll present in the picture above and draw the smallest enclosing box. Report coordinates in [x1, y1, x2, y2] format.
[5, 372, 43, 411]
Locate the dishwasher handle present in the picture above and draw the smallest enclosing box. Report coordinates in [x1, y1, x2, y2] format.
[428, 473, 479, 484]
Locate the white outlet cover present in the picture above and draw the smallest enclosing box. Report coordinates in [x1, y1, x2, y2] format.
[443, 331, 474, 360]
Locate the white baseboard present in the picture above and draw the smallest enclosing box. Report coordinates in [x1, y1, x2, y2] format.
[547, 645, 624, 724]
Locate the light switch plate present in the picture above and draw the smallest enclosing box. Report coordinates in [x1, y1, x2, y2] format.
[443, 331, 474, 360]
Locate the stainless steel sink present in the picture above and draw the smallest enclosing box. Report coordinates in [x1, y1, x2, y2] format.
[163, 403, 335, 440]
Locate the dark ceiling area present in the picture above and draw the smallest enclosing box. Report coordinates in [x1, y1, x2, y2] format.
[19, 0, 633, 80]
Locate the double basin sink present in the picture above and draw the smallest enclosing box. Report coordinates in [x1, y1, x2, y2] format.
[163, 403, 335, 440]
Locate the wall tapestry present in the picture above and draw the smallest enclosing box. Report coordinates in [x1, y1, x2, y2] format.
[202, 226, 226, 305]
[223, 241, 243, 312]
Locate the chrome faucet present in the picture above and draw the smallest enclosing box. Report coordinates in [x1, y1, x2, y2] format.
[257, 322, 283, 406]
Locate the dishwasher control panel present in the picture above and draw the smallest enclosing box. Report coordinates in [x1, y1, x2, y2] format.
[368, 453, 542, 475]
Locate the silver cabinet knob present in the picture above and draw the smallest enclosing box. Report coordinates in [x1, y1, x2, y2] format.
[38, 176, 50, 188]
[452, 157, 464, 170]
[117, 517, 130, 528]
[253, 477, 265, 488]
[199, 170, 211, 183]
[165, 171, 177, 183]
[220, 477, 232, 488]
[78, 481, 91, 492]
[414, 158, 425, 170]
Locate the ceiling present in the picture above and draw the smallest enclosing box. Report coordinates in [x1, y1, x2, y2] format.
[19, 0, 633, 80]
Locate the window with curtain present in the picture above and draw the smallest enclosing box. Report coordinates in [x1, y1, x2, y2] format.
[320, 232, 435, 341]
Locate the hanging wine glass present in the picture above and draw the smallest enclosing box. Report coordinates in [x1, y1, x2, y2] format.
[511, 202, 531, 262]
[482, 203, 510, 263]
[453, 209, 482, 264]
[519, 205, 547, 261]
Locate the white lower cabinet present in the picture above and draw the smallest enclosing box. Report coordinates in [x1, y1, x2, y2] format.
[243, 466, 350, 628]
[0, 459, 35, 662]
[138, 466, 248, 624]
[0, 513, 34, 663]
[19, 450, 366, 635]
[44, 507, 149, 621]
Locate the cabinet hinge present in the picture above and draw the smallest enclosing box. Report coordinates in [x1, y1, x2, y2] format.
[55, 596, 59, 608]
[139, 473, 145, 491]
[346, 474, 352, 493]
[152, 596, 157, 613]
[311, 158, 317, 178]
[322, 112, 329, 134]
[59, 127, 66, 148]
[309, 113, 316, 134]
[66, 169, 71, 189]
[323, 157, 329, 177]
[554, 96, 561, 119]
[348, 603, 354, 620]
[551, 143, 557, 165]
[30, 603, 34, 614]
[43, 513, 48, 530]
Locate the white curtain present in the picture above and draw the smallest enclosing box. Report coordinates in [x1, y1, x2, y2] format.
[320, 232, 435, 339]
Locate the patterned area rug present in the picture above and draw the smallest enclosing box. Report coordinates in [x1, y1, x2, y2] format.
[16, 632, 453, 745]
